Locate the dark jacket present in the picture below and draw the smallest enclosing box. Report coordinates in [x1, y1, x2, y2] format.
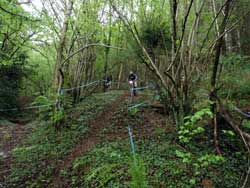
[128, 73, 137, 81]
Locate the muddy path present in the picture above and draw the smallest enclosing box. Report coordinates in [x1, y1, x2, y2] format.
[0, 121, 30, 186]
[51, 93, 129, 188]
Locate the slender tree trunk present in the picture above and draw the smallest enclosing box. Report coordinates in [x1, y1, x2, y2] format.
[169, 0, 178, 61]
[210, 0, 233, 155]
[104, 3, 112, 92]
[212, 0, 220, 38]
[117, 63, 123, 89]
[55, 0, 73, 124]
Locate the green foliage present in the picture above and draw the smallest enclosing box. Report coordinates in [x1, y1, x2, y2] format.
[32, 96, 50, 105]
[140, 18, 171, 50]
[178, 108, 213, 143]
[222, 130, 236, 137]
[64, 93, 245, 187]
[175, 149, 225, 178]
[9, 122, 77, 187]
[70, 133, 244, 188]
[0, 64, 25, 110]
[129, 155, 148, 188]
[196, 154, 225, 168]
[7, 91, 122, 187]
[84, 164, 121, 188]
[128, 107, 139, 116]
[242, 120, 250, 129]
[220, 54, 250, 99]
[24, 50, 54, 96]
[71, 142, 128, 188]
[1, 0, 249, 187]
[32, 96, 52, 120]
[138, 0, 171, 51]
[175, 150, 192, 163]
[221, 53, 247, 66]
[0, 1, 40, 112]
[51, 109, 65, 124]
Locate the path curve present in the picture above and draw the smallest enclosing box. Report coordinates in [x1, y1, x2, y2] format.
[51, 93, 128, 188]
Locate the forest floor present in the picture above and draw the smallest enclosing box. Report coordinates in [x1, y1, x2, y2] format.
[51, 92, 129, 187]
[51, 91, 168, 187]
[0, 90, 247, 188]
[0, 119, 31, 186]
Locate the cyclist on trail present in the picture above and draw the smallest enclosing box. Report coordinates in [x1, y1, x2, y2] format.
[104, 75, 112, 91]
[106, 75, 112, 88]
[128, 71, 138, 96]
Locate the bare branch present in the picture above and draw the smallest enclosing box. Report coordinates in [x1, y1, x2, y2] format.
[166, 0, 194, 72]
[62, 43, 125, 65]
[0, 4, 40, 21]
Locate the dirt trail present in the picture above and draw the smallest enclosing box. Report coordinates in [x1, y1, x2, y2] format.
[51, 92, 169, 188]
[51, 93, 128, 188]
[0, 122, 29, 185]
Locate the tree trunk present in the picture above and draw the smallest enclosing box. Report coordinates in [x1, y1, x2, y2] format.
[210, 0, 233, 155]
[117, 63, 123, 89]
[169, 0, 178, 61]
[55, 0, 73, 124]
[104, 3, 112, 92]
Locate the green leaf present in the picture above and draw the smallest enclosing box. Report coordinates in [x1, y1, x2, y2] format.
[222, 130, 235, 136]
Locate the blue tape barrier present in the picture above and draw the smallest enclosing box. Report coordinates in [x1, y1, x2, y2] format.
[0, 104, 54, 112]
[131, 86, 149, 91]
[234, 106, 250, 118]
[128, 102, 149, 111]
[61, 80, 104, 92]
[127, 126, 136, 154]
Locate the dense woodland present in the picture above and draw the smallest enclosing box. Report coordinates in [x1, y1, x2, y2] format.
[1, 0, 250, 187]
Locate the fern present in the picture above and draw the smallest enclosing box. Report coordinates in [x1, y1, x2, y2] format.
[84, 164, 121, 188]
[129, 155, 148, 188]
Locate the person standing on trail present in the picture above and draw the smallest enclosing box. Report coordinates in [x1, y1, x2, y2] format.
[128, 71, 138, 96]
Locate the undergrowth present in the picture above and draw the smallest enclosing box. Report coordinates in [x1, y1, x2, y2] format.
[68, 131, 245, 188]
[5, 91, 123, 188]
[3, 89, 247, 188]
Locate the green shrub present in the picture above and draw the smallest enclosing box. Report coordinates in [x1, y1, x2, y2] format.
[178, 107, 213, 143]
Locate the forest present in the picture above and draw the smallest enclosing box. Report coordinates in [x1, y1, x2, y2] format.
[0, 0, 250, 187]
